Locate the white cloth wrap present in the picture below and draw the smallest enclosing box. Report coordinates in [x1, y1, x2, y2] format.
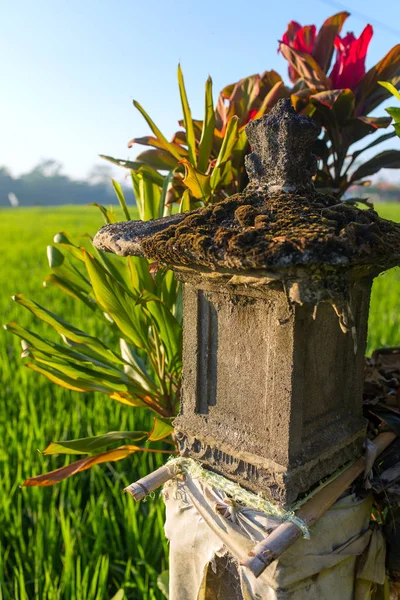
[163, 476, 386, 600]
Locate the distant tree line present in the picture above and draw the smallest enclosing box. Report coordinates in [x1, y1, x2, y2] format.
[365, 184, 400, 203]
[0, 160, 132, 207]
[350, 182, 400, 204]
[1, 159, 398, 208]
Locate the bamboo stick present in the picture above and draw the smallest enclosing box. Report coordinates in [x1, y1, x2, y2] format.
[242, 431, 396, 578]
[123, 463, 178, 500]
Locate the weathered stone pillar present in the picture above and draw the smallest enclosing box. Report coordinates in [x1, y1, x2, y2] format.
[94, 99, 400, 596]
[172, 266, 370, 505]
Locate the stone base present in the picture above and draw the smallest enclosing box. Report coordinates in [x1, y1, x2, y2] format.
[174, 427, 366, 506]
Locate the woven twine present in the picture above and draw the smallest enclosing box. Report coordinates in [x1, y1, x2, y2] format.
[165, 456, 310, 538]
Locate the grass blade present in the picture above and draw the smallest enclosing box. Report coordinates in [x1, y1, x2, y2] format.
[133, 100, 182, 161]
[198, 76, 215, 172]
[112, 180, 131, 220]
[177, 64, 197, 166]
[210, 116, 239, 190]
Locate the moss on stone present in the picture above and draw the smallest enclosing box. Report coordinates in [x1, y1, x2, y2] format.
[141, 188, 400, 271]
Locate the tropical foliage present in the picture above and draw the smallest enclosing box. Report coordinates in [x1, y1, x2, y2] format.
[102, 66, 288, 208]
[6, 188, 180, 485]
[380, 81, 400, 138]
[103, 12, 400, 201]
[280, 15, 400, 195]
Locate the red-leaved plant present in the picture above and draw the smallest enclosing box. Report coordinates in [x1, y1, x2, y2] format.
[278, 13, 400, 195]
[330, 26, 373, 90]
[281, 19, 374, 91]
[103, 11, 400, 202]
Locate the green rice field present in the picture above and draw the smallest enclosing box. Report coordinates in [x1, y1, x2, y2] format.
[1, 204, 400, 599]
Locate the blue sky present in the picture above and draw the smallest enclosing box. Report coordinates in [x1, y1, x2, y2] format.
[1, 0, 400, 182]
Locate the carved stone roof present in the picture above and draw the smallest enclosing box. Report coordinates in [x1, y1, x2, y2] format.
[94, 189, 400, 272]
[94, 100, 400, 274]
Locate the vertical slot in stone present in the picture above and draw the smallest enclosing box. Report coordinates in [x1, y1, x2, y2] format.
[196, 291, 218, 414]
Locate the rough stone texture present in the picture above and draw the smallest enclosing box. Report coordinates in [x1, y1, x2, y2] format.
[245, 98, 319, 192]
[93, 212, 186, 257]
[94, 190, 400, 274]
[173, 270, 370, 506]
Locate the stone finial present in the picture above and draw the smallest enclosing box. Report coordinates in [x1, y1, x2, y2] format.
[245, 98, 319, 193]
